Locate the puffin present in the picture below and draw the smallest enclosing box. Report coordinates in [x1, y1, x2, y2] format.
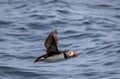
[34, 30, 78, 63]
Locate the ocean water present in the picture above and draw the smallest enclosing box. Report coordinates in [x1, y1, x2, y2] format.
[0, 0, 120, 79]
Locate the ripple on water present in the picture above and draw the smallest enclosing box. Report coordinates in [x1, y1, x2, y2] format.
[0, 20, 13, 26]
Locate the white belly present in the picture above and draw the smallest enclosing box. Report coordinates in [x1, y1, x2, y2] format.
[43, 53, 65, 62]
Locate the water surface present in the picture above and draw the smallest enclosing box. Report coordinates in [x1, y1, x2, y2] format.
[0, 0, 120, 79]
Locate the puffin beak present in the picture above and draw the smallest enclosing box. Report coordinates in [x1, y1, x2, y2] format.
[72, 52, 78, 57]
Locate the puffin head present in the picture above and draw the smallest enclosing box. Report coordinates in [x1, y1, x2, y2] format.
[65, 50, 78, 58]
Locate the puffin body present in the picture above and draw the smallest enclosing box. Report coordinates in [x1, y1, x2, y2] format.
[35, 53, 65, 62]
[34, 30, 77, 63]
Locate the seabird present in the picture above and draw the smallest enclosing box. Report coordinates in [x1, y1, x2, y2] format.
[34, 30, 77, 63]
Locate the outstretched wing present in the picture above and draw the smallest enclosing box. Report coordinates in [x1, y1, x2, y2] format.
[44, 30, 60, 56]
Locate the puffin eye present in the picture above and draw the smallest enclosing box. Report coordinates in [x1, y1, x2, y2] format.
[69, 52, 72, 55]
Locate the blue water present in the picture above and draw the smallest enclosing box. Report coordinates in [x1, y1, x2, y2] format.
[0, 0, 120, 79]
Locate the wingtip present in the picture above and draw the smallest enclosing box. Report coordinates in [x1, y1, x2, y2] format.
[54, 30, 57, 33]
[51, 30, 58, 35]
[50, 30, 57, 34]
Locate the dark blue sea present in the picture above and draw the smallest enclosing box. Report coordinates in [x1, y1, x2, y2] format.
[0, 0, 120, 79]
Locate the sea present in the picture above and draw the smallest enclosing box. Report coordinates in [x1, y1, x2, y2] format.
[0, 0, 120, 79]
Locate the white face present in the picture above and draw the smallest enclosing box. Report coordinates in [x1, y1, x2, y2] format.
[67, 51, 74, 57]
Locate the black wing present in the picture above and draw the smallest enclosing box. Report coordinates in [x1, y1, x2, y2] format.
[44, 30, 60, 56]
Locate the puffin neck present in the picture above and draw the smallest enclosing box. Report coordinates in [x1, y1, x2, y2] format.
[63, 51, 68, 59]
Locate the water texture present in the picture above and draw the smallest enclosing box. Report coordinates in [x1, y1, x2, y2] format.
[0, 0, 120, 79]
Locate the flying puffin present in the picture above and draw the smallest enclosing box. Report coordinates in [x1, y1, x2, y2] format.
[34, 30, 77, 63]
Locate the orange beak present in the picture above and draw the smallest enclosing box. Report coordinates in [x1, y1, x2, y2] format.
[73, 52, 78, 57]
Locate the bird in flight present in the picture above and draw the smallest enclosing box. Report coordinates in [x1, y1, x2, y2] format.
[34, 30, 77, 63]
